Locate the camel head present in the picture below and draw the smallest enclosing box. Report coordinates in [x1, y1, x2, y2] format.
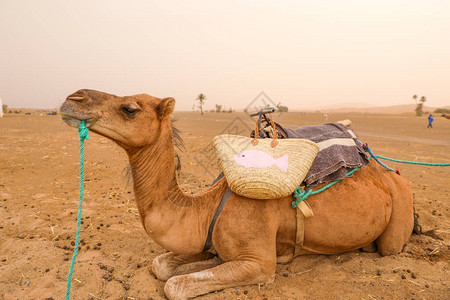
[60, 89, 175, 149]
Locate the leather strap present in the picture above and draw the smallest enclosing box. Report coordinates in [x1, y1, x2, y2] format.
[211, 172, 224, 186]
[294, 200, 314, 256]
[294, 206, 306, 257]
[202, 187, 232, 252]
[296, 207, 305, 245]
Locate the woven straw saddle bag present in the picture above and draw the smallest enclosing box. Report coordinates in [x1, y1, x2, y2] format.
[214, 119, 319, 199]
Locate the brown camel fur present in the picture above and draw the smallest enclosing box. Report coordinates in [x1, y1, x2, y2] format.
[60, 89, 414, 300]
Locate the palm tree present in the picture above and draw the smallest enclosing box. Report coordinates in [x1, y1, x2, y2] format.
[197, 94, 206, 115]
[412, 95, 418, 104]
[414, 96, 427, 116]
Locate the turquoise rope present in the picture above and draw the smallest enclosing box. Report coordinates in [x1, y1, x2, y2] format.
[366, 147, 397, 173]
[292, 165, 363, 208]
[374, 155, 450, 166]
[292, 149, 450, 208]
[66, 121, 89, 300]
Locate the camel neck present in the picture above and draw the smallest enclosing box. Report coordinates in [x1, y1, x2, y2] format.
[123, 124, 227, 253]
[126, 127, 188, 216]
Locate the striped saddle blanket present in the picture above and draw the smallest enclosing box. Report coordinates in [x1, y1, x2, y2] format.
[282, 122, 369, 187]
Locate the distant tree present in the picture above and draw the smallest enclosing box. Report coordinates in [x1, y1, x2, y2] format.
[196, 94, 206, 115]
[276, 102, 289, 113]
[417, 96, 426, 116]
[2, 104, 7, 113]
[215, 104, 222, 113]
[413, 95, 426, 116]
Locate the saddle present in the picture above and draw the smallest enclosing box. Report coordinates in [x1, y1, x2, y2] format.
[249, 115, 369, 252]
[254, 119, 369, 187]
[205, 113, 369, 252]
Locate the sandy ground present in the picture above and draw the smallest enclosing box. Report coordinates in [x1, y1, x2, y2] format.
[0, 112, 449, 300]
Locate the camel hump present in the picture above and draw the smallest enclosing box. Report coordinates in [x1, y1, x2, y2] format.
[336, 119, 352, 127]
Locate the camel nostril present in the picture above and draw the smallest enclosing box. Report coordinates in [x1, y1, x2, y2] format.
[66, 90, 89, 101]
[67, 96, 85, 101]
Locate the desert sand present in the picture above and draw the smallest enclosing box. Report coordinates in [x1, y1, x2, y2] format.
[0, 112, 449, 300]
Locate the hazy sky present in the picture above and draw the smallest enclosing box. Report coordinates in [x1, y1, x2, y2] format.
[1, 0, 449, 110]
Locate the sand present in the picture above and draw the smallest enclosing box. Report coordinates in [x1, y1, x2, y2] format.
[0, 112, 449, 300]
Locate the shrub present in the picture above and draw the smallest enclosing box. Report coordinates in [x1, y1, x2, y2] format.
[434, 108, 450, 114]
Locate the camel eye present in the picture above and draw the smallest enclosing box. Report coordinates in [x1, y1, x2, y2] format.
[121, 104, 140, 117]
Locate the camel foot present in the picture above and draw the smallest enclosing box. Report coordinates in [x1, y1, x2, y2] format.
[152, 252, 216, 281]
[164, 260, 275, 300]
[360, 242, 377, 253]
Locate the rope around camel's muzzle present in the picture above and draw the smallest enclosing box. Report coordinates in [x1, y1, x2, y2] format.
[66, 120, 89, 300]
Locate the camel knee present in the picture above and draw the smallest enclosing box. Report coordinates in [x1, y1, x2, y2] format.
[153, 252, 217, 281]
[152, 253, 178, 281]
[232, 260, 276, 284]
[164, 276, 189, 300]
[376, 227, 412, 256]
[377, 240, 405, 256]
[376, 225, 412, 256]
[376, 217, 413, 256]
[377, 187, 414, 256]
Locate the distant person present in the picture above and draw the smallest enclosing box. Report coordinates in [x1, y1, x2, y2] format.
[427, 114, 434, 128]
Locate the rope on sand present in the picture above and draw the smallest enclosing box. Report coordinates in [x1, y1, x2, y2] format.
[66, 120, 89, 300]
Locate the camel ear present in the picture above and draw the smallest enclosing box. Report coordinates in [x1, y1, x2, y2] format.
[157, 97, 175, 119]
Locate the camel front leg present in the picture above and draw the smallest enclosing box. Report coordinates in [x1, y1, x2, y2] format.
[164, 259, 276, 300]
[152, 252, 218, 281]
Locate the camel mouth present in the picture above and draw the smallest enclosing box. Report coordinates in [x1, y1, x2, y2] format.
[60, 113, 97, 128]
[60, 99, 98, 128]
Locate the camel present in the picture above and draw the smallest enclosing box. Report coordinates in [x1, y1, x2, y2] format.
[441, 113, 450, 120]
[60, 89, 414, 300]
